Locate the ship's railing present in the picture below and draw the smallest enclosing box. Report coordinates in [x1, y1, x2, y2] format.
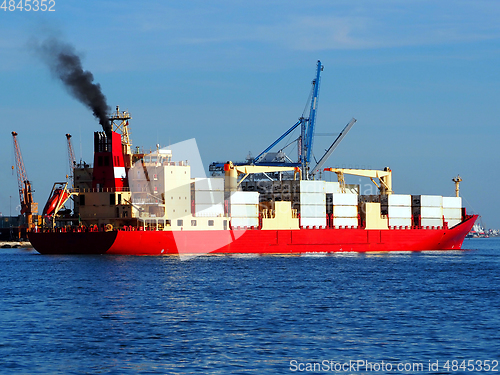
[72, 187, 131, 193]
[32, 224, 168, 233]
[132, 198, 164, 206]
[142, 160, 189, 167]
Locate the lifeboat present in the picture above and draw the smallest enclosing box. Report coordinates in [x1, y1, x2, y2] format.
[43, 188, 70, 217]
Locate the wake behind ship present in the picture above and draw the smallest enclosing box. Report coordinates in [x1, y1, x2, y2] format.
[28, 62, 477, 255]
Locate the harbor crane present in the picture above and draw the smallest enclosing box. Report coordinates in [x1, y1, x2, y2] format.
[209, 61, 356, 180]
[66, 134, 76, 185]
[11, 131, 38, 229]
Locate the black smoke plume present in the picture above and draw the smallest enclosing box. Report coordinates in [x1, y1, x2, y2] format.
[34, 37, 111, 134]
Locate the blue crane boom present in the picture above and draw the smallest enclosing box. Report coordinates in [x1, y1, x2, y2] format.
[253, 60, 323, 176]
[303, 60, 323, 177]
[208, 60, 355, 178]
[253, 119, 302, 165]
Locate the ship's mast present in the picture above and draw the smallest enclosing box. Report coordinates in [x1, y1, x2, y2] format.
[109, 105, 133, 167]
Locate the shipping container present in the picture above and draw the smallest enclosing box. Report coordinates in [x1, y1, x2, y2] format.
[195, 203, 224, 217]
[413, 195, 442, 207]
[359, 195, 381, 203]
[388, 217, 412, 227]
[419, 206, 443, 218]
[194, 177, 224, 191]
[332, 217, 358, 228]
[231, 217, 259, 228]
[442, 197, 462, 209]
[300, 217, 327, 228]
[331, 193, 358, 206]
[299, 192, 326, 205]
[230, 204, 259, 217]
[446, 219, 461, 228]
[230, 191, 259, 205]
[300, 180, 325, 193]
[332, 205, 358, 218]
[245, 181, 273, 194]
[300, 204, 326, 217]
[194, 191, 224, 205]
[325, 182, 341, 194]
[420, 217, 444, 227]
[443, 208, 462, 220]
[383, 194, 411, 206]
[387, 206, 412, 218]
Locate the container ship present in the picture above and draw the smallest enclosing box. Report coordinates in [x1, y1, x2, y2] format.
[28, 62, 477, 255]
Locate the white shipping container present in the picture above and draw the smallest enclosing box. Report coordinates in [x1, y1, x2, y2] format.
[231, 217, 259, 228]
[331, 193, 358, 206]
[300, 180, 325, 193]
[325, 182, 341, 194]
[388, 206, 412, 218]
[194, 191, 224, 205]
[301, 204, 326, 217]
[301, 217, 327, 228]
[332, 205, 358, 218]
[446, 219, 462, 228]
[388, 194, 411, 206]
[332, 217, 358, 228]
[230, 191, 259, 205]
[299, 192, 326, 205]
[417, 195, 443, 207]
[443, 208, 462, 220]
[442, 196, 462, 209]
[194, 177, 224, 191]
[421, 217, 444, 227]
[230, 204, 259, 218]
[420, 206, 443, 218]
[388, 217, 412, 227]
[195, 203, 224, 217]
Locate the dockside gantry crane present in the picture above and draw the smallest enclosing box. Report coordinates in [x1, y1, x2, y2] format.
[11, 132, 38, 229]
[209, 60, 356, 180]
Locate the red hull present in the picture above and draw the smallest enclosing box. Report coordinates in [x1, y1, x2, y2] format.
[28, 215, 477, 256]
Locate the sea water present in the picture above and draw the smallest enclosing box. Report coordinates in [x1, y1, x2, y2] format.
[0, 238, 499, 374]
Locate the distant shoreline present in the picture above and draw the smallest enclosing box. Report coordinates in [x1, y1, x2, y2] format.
[0, 241, 32, 248]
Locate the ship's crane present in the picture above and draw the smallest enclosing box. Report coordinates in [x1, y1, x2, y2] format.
[66, 134, 76, 185]
[324, 167, 393, 195]
[224, 161, 300, 192]
[11, 132, 38, 229]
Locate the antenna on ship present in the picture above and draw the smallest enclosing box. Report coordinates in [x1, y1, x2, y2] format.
[452, 175, 462, 197]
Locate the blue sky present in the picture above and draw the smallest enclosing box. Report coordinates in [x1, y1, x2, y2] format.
[1, 0, 499, 228]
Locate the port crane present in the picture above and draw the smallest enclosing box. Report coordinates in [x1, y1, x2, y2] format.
[11, 132, 38, 229]
[209, 61, 355, 180]
[66, 134, 76, 185]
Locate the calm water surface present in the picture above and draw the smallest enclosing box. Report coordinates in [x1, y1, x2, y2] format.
[0, 239, 499, 374]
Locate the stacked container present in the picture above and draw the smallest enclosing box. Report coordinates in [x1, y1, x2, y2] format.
[230, 191, 259, 228]
[383, 194, 412, 228]
[413, 195, 443, 227]
[442, 196, 462, 228]
[331, 193, 358, 228]
[299, 180, 326, 228]
[193, 178, 224, 217]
